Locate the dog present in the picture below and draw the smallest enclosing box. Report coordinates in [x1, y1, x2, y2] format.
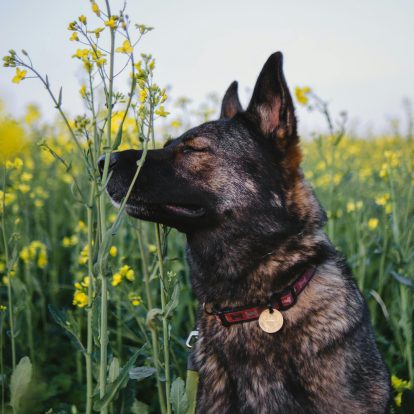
[100, 52, 391, 413]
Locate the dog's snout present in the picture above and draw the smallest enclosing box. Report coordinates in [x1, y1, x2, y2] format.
[98, 153, 119, 175]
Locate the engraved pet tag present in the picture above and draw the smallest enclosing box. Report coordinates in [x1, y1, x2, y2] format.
[258, 308, 284, 333]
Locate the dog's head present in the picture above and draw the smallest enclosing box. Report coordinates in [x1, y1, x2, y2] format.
[101, 52, 325, 236]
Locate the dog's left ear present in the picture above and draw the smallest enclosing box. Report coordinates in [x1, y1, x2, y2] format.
[246, 52, 297, 146]
[220, 81, 243, 120]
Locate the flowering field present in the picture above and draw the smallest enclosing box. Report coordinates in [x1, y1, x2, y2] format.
[1, 1, 414, 413]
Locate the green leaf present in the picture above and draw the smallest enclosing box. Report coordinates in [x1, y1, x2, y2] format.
[185, 370, 199, 414]
[391, 271, 414, 288]
[108, 357, 120, 383]
[92, 295, 101, 347]
[93, 347, 143, 411]
[10, 356, 33, 414]
[97, 227, 113, 270]
[146, 308, 163, 328]
[48, 305, 86, 355]
[129, 366, 156, 381]
[171, 377, 189, 414]
[165, 282, 180, 319]
[112, 127, 123, 150]
[131, 400, 150, 414]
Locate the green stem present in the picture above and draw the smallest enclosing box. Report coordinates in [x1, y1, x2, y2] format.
[1, 168, 16, 370]
[98, 4, 116, 412]
[155, 224, 172, 414]
[23, 264, 35, 363]
[148, 104, 171, 413]
[137, 226, 166, 414]
[99, 275, 109, 412]
[85, 183, 96, 414]
[1, 313, 5, 414]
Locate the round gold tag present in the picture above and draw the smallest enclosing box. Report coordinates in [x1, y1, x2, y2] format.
[258, 308, 284, 333]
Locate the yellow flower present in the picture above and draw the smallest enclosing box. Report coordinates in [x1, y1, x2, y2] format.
[6, 157, 24, 170]
[109, 246, 118, 257]
[81, 276, 90, 288]
[24, 104, 41, 124]
[139, 89, 148, 103]
[20, 247, 30, 263]
[148, 244, 157, 253]
[128, 293, 142, 307]
[12, 68, 27, 84]
[126, 269, 135, 281]
[75, 220, 87, 233]
[105, 16, 118, 29]
[89, 27, 104, 39]
[0, 305, 7, 311]
[20, 241, 47, 268]
[78, 245, 89, 265]
[13, 158, 24, 169]
[73, 290, 88, 308]
[67, 21, 77, 31]
[112, 272, 122, 287]
[72, 49, 90, 60]
[346, 201, 356, 213]
[79, 84, 87, 98]
[379, 163, 388, 178]
[37, 250, 47, 268]
[0, 120, 27, 163]
[70, 32, 79, 42]
[391, 375, 411, 407]
[91, 2, 100, 16]
[346, 200, 363, 213]
[21, 172, 33, 182]
[160, 89, 167, 103]
[385, 203, 392, 214]
[17, 183, 30, 193]
[155, 106, 169, 117]
[170, 120, 182, 129]
[62, 173, 72, 184]
[115, 40, 133, 54]
[34, 199, 44, 208]
[375, 194, 390, 206]
[79, 15, 87, 24]
[62, 235, 78, 247]
[295, 86, 311, 105]
[368, 218, 379, 230]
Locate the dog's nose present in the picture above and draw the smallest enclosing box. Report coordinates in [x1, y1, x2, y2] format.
[98, 153, 119, 175]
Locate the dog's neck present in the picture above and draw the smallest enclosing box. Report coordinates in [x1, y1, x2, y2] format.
[186, 226, 332, 306]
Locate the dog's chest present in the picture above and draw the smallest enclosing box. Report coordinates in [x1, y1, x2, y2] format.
[196, 318, 315, 409]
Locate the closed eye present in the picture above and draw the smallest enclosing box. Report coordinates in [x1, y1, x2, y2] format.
[182, 146, 208, 154]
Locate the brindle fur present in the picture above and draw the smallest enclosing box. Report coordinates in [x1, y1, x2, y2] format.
[101, 52, 391, 413]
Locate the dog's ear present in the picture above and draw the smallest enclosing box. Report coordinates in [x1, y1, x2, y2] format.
[220, 81, 243, 120]
[246, 52, 297, 143]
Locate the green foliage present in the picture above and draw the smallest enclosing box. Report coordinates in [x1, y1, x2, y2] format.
[10, 356, 32, 413]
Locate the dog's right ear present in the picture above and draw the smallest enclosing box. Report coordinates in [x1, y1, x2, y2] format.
[246, 52, 297, 142]
[220, 81, 243, 120]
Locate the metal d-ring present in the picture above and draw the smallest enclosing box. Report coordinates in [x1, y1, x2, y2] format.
[186, 330, 199, 349]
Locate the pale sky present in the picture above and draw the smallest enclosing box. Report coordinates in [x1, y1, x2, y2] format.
[1, 0, 413, 136]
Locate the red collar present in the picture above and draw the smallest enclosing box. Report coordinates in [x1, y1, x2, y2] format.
[203, 267, 317, 327]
